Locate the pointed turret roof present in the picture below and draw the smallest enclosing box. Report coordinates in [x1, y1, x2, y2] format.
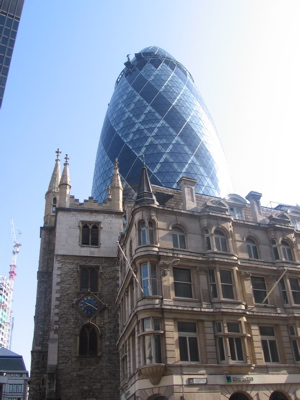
[59, 154, 71, 187]
[135, 162, 158, 205]
[47, 148, 61, 194]
[111, 159, 122, 188]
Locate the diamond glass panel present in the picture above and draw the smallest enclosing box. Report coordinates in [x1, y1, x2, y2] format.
[92, 46, 232, 202]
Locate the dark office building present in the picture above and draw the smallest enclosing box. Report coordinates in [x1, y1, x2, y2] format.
[0, 0, 24, 107]
[92, 46, 232, 203]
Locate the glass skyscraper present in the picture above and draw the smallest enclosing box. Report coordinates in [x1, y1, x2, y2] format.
[92, 46, 232, 203]
[0, 0, 24, 108]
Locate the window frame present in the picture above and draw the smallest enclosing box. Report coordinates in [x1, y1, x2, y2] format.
[209, 268, 235, 301]
[214, 229, 228, 252]
[215, 321, 245, 363]
[141, 262, 158, 296]
[281, 240, 293, 261]
[251, 276, 268, 304]
[259, 326, 280, 363]
[289, 325, 300, 362]
[246, 237, 259, 259]
[79, 323, 98, 356]
[173, 267, 193, 298]
[79, 266, 99, 293]
[138, 219, 156, 246]
[80, 222, 100, 247]
[177, 321, 200, 362]
[204, 228, 211, 251]
[271, 240, 280, 260]
[140, 317, 163, 365]
[289, 278, 300, 305]
[228, 206, 244, 220]
[172, 226, 186, 249]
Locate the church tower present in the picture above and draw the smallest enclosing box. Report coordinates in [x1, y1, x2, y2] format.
[30, 151, 123, 400]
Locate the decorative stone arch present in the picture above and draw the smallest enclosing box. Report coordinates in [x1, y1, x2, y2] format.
[242, 230, 261, 245]
[280, 236, 294, 247]
[229, 392, 252, 400]
[245, 235, 260, 259]
[224, 193, 247, 205]
[269, 390, 290, 400]
[78, 322, 101, 356]
[169, 222, 188, 250]
[212, 225, 230, 236]
[168, 219, 188, 232]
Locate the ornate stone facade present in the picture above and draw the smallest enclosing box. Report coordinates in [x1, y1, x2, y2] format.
[117, 171, 300, 400]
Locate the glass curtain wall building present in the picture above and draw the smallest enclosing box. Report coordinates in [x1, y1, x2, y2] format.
[92, 46, 232, 203]
[0, 0, 24, 107]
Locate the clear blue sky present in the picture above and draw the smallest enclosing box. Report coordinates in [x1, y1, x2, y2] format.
[1, 0, 299, 371]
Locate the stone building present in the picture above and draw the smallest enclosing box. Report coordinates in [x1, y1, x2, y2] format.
[30, 150, 300, 400]
[30, 44, 300, 400]
[117, 167, 300, 400]
[29, 150, 123, 400]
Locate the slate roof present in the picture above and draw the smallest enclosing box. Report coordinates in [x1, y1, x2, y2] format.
[0, 347, 27, 372]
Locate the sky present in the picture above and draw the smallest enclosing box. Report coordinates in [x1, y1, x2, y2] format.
[1, 0, 300, 371]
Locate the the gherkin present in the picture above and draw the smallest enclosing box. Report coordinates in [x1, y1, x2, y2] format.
[92, 46, 232, 202]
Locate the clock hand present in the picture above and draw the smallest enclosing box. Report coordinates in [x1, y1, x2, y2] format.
[86, 302, 98, 310]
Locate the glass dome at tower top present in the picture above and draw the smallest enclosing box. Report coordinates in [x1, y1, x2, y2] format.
[92, 46, 232, 203]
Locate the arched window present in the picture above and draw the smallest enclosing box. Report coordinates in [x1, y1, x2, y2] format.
[269, 391, 288, 400]
[139, 220, 147, 245]
[271, 240, 280, 260]
[139, 220, 155, 245]
[204, 228, 211, 250]
[148, 220, 154, 244]
[79, 324, 98, 356]
[214, 230, 227, 252]
[51, 197, 57, 213]
[172, 226, 186, 249]
[246, 237, 259, 259]
[82, 224, 90, 245]
[81, 223, 99, 246]
[229, 394, 249, 400]
[281, 240, 293, 261]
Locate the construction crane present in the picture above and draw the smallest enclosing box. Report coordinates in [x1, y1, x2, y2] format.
[4, 219, 21, 349]
[9, 219, 21, 282]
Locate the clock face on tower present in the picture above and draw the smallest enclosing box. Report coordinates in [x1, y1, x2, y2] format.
[79, 295, 100, 316]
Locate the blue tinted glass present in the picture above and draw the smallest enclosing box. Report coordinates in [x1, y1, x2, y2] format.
[92, 46, 232, 202]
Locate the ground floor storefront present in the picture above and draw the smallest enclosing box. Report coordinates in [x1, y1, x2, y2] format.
[123, 373, 300, 400]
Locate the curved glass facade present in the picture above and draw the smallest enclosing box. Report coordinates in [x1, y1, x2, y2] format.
[92, 46, 232, 203]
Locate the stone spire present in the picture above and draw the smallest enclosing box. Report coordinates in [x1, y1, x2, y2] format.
[135, 159, 158, 205]
[58, 154, 71, 207]
[44, 149, 61, 226]
[47, 148, 61, 194]
[110, 159, 123, 211]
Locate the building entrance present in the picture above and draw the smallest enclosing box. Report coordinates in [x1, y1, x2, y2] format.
[229, 394, 249, 400]
[270, 392, 288, 400]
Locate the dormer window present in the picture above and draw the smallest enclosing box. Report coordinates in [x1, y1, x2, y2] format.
[224, 194, 247, 221]
[229, 206, 244, 220]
